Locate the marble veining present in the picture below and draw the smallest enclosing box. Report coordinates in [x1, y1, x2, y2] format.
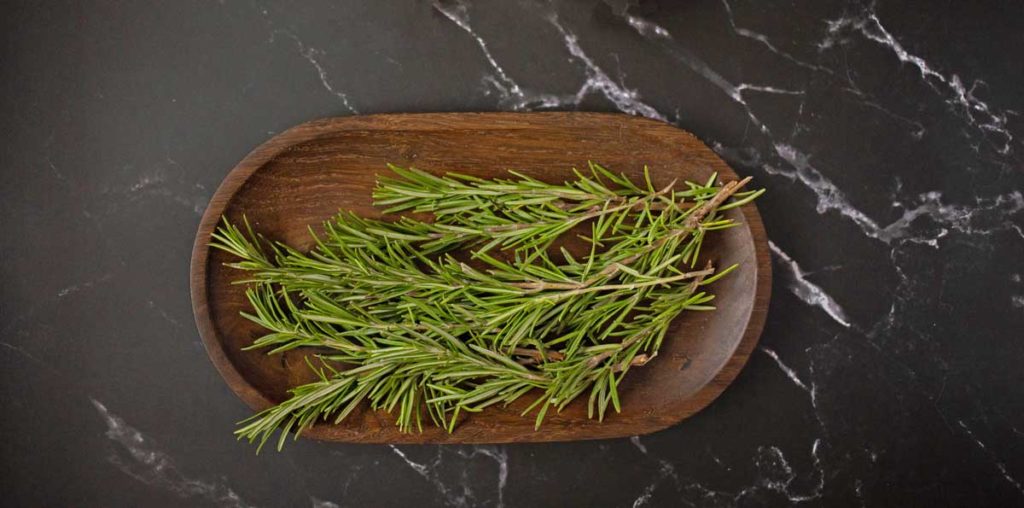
[389, 446, 472, 507]
[760, 347, 814, 394]
[611, 8, 938, 256]
[434, 0, 668, 119]
[271, 30, 359, 115]
[95, 166, 209, 217]
[2, 0, 1021, 505]
[767, 241, 851, 327]
[309, 497, 340, 508]
[91, 400, 253, 508]
[57, 273, 115, 299]
[0, 340, 48, 367]
[433, 0, 524, 103]
[459, 447, 509, 508]
[547, 13, 668, 122]
[626, 434, 828, 505]
[822, 8, 1015, 155]
[957, 420, 1024, 494]
[719, 0, 835, 75]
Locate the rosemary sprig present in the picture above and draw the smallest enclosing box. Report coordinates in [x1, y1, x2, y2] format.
[211, 163, 762, 451]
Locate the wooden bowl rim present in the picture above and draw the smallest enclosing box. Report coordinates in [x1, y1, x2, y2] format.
[189, 112, 771, 443]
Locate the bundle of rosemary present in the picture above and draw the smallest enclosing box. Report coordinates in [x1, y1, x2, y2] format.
[211, 163, 761, 451]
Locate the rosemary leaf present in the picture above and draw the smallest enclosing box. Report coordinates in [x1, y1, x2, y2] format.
[211, 164, 761, 450]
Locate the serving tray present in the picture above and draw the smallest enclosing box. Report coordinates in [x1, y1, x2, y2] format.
[190, 112, 770, 444]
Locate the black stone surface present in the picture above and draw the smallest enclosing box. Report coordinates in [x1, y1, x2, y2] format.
[2, 0, 1023, 506]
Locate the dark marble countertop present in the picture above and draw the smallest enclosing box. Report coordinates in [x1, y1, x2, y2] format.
[2, 0, 1022, 506]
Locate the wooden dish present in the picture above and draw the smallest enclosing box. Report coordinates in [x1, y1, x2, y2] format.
[190, 112, 770, 444]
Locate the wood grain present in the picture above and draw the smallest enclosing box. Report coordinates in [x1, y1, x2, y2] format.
[189, 112, 771, 444]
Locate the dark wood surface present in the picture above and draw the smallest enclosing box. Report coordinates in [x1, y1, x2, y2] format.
[189, 112, 771, 444]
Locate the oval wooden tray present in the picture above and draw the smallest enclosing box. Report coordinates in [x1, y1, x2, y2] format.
[190, 112, 770, 444]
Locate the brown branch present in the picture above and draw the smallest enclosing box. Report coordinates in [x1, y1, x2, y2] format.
[612, 353, 654, 372]
[429, 181, 682, 237]
[684, 176, 752, 228]
[585, 329, 653, 369]
[512, 347, 566, 364]
[507, 280, 584, 291]
[542, 268, 714, 301]
[593, 176, 751, 280]
[513, 178, 751, 297]
[585, 260, 714, 370]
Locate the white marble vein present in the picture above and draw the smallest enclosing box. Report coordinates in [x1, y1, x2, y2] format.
[822, 9, 1015, 155]
[435, 6, 671, 116]
[957, 420, 1024, 494]
[91, 399, 253, 507]
[736, 84, 805, 96]
[720, 0, 833, 74]
[0, 341, 47, 366]
[2, 272, 114, 352]
[388, 445, 473, 507]
[854, 479, 867, 507]
[631, 461, 677, 508]
[129, 172, 165, 192]
[842, 86, 926, 139]
[433, 0, 522, 99]
[625, 17, 744, 107]
[624, 14, 671, 40]
[761, 346, 829, 434]
[630, 435, 649, 454]
[618, 8, 803, 132]
[450, 446, 509, 508]
[614, 12, 872, 329]
[619, 436, 686, 505]
[768, 241, 852, 327]
[310, 497, 340, 508]
[680, 481, 744, 506]
[770, 146, 1024, 246]
[885, 191, 1024, 245]
[767, 145, 883, 240]
[321, 457, 368, 505]
[431, 2, 575, 110]
[472, 447, 508, 508]
[676, 441, 825, 505]
[619, 10, 931, 253]
[631, 486, 654, 508]
[57, 273, 113, 298]
[243, 3, 358, 114]
[388, 445, 432, 478]
[616, 10, 905, 252]
[108, 168, 209, 216]
[629, 420, 827, 505]
[621, 9, 1019, 252]
[147, 300, 184, 328]
[271, 30, 358, 114]
[547, 14, 667, 121]
[757, 440, 825, 502]
[760, 347, 812, 392]
[46, 157, 68, 182]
